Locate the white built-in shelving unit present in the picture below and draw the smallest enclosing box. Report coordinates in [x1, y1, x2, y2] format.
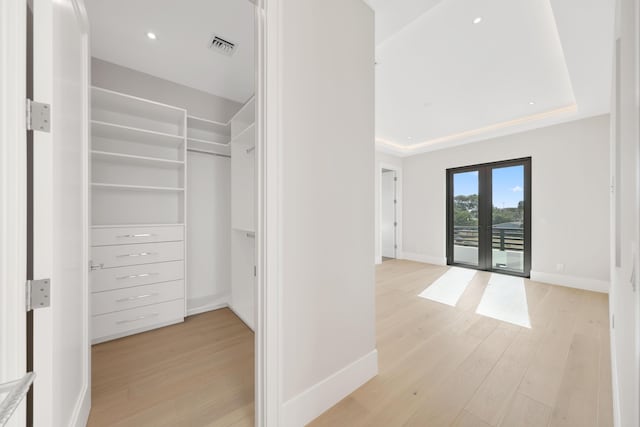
[90, 87, 187, 343]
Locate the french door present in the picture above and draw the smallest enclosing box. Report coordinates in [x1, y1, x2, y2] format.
[446, 158, 531, 277]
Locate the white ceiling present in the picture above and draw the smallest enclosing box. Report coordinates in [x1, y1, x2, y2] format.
[85, 0, 255, 103]
[369, 0, 615, 156]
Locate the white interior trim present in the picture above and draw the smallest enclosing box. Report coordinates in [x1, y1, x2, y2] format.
[378, 162, 403, 264]
[256, 0, 282, 425]
[530, 271, 610, 293]
[400, 252, 448, 266]
[281, 350, 378, 427]
[0, 1, 27, 426]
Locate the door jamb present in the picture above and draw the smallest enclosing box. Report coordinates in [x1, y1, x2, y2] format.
[378, 163, 402, 264]
[255, 0, 283, 425]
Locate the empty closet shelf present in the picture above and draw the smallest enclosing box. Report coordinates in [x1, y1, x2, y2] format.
[91, 183, 185, 192]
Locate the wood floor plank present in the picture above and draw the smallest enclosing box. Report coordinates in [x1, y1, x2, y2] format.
[549, 333, 600, 427]
[87, 309, 255, 427]
[500, 393, 552, 427]
[311, 260, 613, 427]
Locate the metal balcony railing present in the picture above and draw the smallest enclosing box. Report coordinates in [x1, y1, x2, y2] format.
[453, 226, 524, 252]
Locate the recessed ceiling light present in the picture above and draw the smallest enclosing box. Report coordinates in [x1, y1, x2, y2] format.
[529, 101, 536, 105]
[146, 32, 157, 40]
[407, 136, 413, 140]
[473, 17, 483, 24]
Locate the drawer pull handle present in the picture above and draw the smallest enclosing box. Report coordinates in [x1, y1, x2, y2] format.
[116, 252, 157, 258]
[117, 233, 156, 238]
[115, 313, 159, 325]
[115, 293, 159, 303]
[116, 272, 159, 281]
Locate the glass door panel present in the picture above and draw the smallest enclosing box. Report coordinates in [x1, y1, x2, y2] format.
[452, 171, 479, 266]
[447, 158, 531, 277]
[491, 165, 525, 274]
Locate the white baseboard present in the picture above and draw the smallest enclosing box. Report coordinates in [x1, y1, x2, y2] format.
[71, 384, 90, 427]
[609, 325, 622, 427]
[529, 271, 609, 293]
[400, 252, 447, 266]
[186, 294, 230, 316]
[375, 255, 382, 265]
[281, 349, 378, 427]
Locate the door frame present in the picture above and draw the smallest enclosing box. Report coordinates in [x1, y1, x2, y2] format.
[446, 157, 532, 278]
[0, 1, 28, 425]
[255, 0, 283, 425]
[377, 162, 403, 263]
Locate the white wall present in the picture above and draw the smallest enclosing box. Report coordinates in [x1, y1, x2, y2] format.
[91, 58, 241, 122]
[186, 152, 231, 312]
[278, 0, 377, 425]
[402, 115, 611, 292]
[609, 0, 639, 425]
[375, 152, 403, 263]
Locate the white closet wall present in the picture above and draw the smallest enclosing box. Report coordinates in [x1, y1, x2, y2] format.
[230, 98, 256, 330]
[186, 150, 231, 315]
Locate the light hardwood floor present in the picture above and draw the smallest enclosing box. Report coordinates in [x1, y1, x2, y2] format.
[311, 260, 613, 427]
[87, 261, 613, 427]
[87, 308, 255, 427]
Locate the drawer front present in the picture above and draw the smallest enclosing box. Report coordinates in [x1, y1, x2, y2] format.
[92, 241, 184, 268]
[91, 260, 184, 293]
[92, 280, 184, 315]
[92, 299, 184, 342]
[92, 226, 184, 246]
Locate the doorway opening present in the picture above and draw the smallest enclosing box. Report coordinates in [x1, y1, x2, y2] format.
[381, 169, 398, 261]
[446, 157, 532, 277]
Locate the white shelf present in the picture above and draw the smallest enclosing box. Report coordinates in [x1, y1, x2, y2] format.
[92, 150, 184, 168]
[231, 123, 256, 145]
[92, 223, 185, 229]
[92, 120, 185, 147]
[230, 98, 256, 136]
[187, 115, 231, 144]
[187, 115, 230, 135]
[92, 86, 186, 134]
[92, 183, 185, 192]
[187, 139, 231, 157]
[187, 137, 229, 147]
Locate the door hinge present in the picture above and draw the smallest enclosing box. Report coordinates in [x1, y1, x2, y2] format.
[26, 279, 51, 311]
[394, 177, 398, 182]
[26, 99, 51, 132]
[394, 222, 398, 227]
[254, 266, 257, 277]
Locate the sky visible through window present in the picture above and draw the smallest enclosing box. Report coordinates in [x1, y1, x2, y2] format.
[453, 166, 524, 208]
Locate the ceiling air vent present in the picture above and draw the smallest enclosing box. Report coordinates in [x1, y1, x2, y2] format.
[209, 35, 236, 56]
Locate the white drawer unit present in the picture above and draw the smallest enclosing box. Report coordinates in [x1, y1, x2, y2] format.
[92, 225, 184, 246]
[92, 280, 184, 315]
[92, 299, 185, 344]
[92, 241, 184, 268]
[91, 260, 184, 293]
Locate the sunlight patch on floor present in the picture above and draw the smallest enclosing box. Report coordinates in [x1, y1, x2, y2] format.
[418, 267, 476, 306]
[476, 273, 531, 328]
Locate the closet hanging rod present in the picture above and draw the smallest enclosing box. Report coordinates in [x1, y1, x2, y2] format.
[187, 148, 231, 158]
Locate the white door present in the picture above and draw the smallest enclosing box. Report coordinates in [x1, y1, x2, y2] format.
[381, 170, 396, 259]
[0, 1, 29, 426]
[31, 0, 91, 426]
